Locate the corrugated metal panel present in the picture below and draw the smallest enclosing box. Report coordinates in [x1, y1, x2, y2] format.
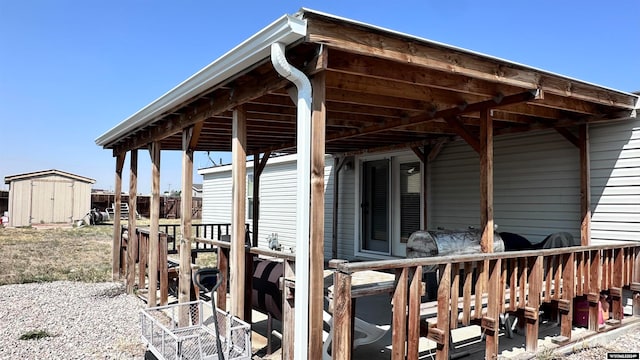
[430, 130, 580, 244]
[590, 118, 640, 242]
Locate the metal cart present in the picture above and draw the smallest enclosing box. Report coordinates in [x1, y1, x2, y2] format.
[141, 300, 251, 360]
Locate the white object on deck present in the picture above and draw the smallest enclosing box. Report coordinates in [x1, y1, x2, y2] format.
[322, 310, 389, 360]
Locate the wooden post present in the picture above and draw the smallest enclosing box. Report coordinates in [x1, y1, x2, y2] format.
[611, 248, 624, 321]
[434, 263, 451, 360]
[148, 141, 161, 307]
[485, 258, 501, 359]
[580, 124, 591, 246]
[332, 270, 352, 360]
[231, 106, 247, 319]
[480, 109, 494, 253]
[525, 256, 542, 352]
[126, 149, 138, 294]
[159, 233, 168, 305]
[560, 252, 575, 340]
[216, 245, 229, 312]
[588, 250, 601, 332]
[392, 268, 408, 360]
[179, 126, 196, 325]
[408, 266, 423, 360]
[112, 153, 125, 280]
[282, 258, 296, 360]
[309, 72, 327, 359]
[633, 247, 640, 316]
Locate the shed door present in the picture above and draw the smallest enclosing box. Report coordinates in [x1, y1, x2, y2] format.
[30, 181, 74, 224]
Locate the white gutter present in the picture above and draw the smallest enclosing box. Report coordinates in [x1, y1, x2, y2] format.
[95, 14, 307, 147]
[270, 42, 312, 360]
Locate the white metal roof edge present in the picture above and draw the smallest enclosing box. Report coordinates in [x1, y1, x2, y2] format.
[299, 8, 639, 100]
[95, 13, 307, 147]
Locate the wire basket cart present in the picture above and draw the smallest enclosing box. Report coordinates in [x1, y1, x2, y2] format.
[140, 300, 251, 360]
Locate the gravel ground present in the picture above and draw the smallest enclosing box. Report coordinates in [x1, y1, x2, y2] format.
[563, 326, 640, 360]
[0, 281, 146, 360]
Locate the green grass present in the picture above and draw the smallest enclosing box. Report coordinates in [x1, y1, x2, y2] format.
[19, 329, 54, 340]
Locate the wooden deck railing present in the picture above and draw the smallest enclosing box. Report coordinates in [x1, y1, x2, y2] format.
[331, 243, 640, 360]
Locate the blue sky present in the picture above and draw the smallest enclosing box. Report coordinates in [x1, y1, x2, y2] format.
[1, 1, 638, 193]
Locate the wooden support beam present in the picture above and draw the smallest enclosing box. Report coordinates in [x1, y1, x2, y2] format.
[179, 127, 196, 324]
[231, 106, 247, 319]
[555, 127, 580, 148]
[148, 142, 161, 307]
[580, 125, 591, 246]
[126, 149, 138, 294]
[332, 271, 352, 360]
[252, 150, 271, 247]
[445, 116, 480, 153]
[112, 153, 125, 280]
[309, 72, 327, 359]
[259, 89, 541, 155]
[480, 109, 494, 253]
[410, 146, 426, 163]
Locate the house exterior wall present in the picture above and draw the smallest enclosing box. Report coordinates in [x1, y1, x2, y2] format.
[200, 155, 334, 255]
[7, 173, 93, 226]
[430, 129, 581, 244]
[590, 118, 640, 242]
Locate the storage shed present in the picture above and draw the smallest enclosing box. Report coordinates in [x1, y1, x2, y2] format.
[4, 169, 95, 227]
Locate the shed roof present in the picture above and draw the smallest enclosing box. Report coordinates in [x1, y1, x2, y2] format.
[4, 169, 96, 185]
[96, 8, 639, 156]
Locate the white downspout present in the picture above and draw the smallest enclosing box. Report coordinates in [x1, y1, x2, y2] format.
[270, 42, 312, 360]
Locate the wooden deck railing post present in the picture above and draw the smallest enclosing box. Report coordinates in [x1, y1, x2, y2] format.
[408, 266, 422, 360]
[525, 255, 542, 352]
[588, 250, 601, 332]
[282, 258, 296, 360]
[611, 248, 624, 322]
[216, 245, 229, 312]
[558, 252, 575, 342]
[138, 232, 148, 291]
[428, 263, 451, 360]
[485, 258, 501, 359]
[633, 247, 640, 316]
[159, 233, 168, 306]
[332, 270, 352, 360]
[392, 268, 408, 360]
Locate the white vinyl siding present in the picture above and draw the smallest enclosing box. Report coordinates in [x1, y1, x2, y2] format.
[430, 130, 581, 244]
[336, 164, 356, 259]
[200, 155, 335, 256]
[590, 118, 640, 242]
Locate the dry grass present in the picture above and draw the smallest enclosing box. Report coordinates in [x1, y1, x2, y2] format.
[0, 225, 115, 285]
[0, 219, 216, 286]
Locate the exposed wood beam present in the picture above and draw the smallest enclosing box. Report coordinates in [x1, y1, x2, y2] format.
[112, 152, 126, 280]
[445, 116, 480, 153]
[479, 109, 494, 253]
[410, 146, 426, 163]
[427, 138, 449, 162]
[580, 124, 591, 246]
[179, 128, 194, 324]
[148, 141, 161, 308]
[306, 17, 636, 109]
[555, 127, 580, 148]
[112, 70, 290, 154]
[126, 149, 138, 294]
